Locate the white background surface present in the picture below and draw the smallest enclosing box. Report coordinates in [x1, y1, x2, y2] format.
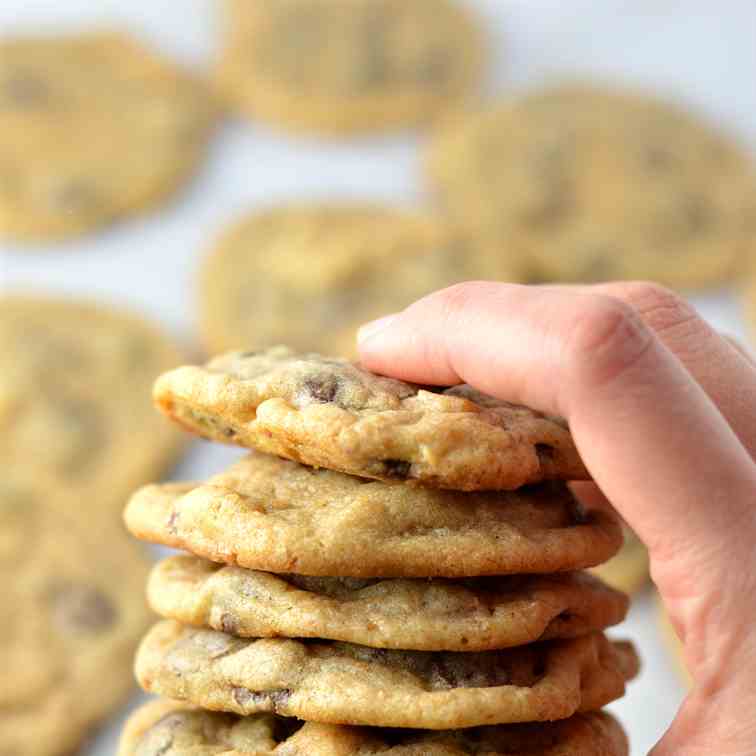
[2, 2, 755, 754]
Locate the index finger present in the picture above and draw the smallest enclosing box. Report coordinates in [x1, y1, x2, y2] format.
[357, 282, 756, 573]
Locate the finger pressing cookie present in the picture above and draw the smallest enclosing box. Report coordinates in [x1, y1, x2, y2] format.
[153, 347, 589, 491]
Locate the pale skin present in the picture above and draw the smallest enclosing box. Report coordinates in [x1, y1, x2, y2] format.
[358, 281, 756, 756]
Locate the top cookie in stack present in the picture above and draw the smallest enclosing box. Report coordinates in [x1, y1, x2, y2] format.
[122, 346, 638, 753]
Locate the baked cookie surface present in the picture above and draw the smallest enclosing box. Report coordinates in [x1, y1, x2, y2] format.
[148, 554, 628, 651]
[217, 0, 484, 135]
[136, 621, 638, 729]
[153, 346, 589, 491]
[125, 453, 621, 577]
[0, 296, 185, 517]
[0, 480, 152, 756]
[426, 85, 756, 289]
[200, 205, 515, 357]
[119, 699, 629, 755]
[0, 32, 215, 241]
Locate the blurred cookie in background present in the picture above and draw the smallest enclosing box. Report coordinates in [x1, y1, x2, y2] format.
[656, 594, 691, 688]
[426, 84, 756, 290]
[216, 0, 485, 136]
[0, 32, 216, 242]
[200, 204, 519, 357]
[0, 296, 186, 518]
[0, 477, 152, 756]
[591, 526, 649, 595]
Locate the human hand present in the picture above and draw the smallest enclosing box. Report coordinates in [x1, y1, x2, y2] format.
[358, 281, 756, 755]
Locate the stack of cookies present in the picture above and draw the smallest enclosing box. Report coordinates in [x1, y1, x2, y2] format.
[120, 346, 639, 755]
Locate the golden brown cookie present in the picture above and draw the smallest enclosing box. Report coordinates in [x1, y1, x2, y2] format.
[148, 554, 629, 651]
[119, 699, 629, 755]
[0, 295, 186, 519]
[0, 478, 153, 756]
[200, 205, 516, 357]
[0, 32, 215, 241]
[124, 453, 621, 578]
[153, 347, 589, 491]
[426, 84, 756, 290]
[590, 527, 649, 595]
[136, 621, 638, 729]
[216, 0, 484, 136]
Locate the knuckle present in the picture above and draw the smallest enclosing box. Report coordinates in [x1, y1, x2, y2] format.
[566, 294, 654, 388]
[620, 281, 701, 339]
[433, 281, 492, 321]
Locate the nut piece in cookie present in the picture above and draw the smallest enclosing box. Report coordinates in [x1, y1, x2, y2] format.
[153, 346, 590, 491]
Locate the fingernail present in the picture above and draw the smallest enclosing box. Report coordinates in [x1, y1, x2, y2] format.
[357, 314, 397, 344]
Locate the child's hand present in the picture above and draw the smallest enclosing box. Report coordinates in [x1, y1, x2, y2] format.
[359, 281, 756, 755]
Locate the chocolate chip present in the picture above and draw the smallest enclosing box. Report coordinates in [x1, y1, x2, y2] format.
[353, 9, 391, 89]
[220, 612, 240, 635]
[640, 143, 678, 173]
[414, 48, 453, 87]
[382, 459, 412, 479]
[535, 443, 555, 465]
[232, 687, 292, 712]
[301, 374, 339, 404]
[238, 350, 260, 358]
[2, 71, 50, 108]
[50, 583, 117, 635]
[50, 178, 101, 215]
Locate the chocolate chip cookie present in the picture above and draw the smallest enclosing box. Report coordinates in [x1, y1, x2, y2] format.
[0, 32, 215, 241]
[0, 479, 152, 756]
[136, 621, 638, 729]
[124, 453, 621, 577]
[216, 0, 484, 135]
[426, 84, 756, 290]
[119, 699, 629, 755]
[153, 347, 590, 491]
[200, 205, 517, 357]
[148, 554, 628, 651]
[0, 296, 186, 518]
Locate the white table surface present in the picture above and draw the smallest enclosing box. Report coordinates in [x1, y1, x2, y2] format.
[2, 2, 755, 754]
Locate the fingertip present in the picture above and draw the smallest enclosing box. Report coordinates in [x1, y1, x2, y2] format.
[356, 313, 398, 345]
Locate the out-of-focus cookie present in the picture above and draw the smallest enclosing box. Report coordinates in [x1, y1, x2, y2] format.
[217, 0, 484, 136]
[426, 84, 756, 290]
[119, 699, 629, 755]
[153, 347, 589, 491]
[0, 296, 185, 517]
[200, 205, 516, 357]
[0, 32, 215, 242]
[136, 621, 638, 729]
[0, 479, 152, 756]
[148, 554, 629, 651]
[591, 527, 649, 595]
[125, 453, 621, 578]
